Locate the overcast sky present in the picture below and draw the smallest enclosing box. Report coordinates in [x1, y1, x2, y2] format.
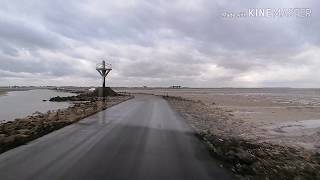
[0, 0, 319, 87]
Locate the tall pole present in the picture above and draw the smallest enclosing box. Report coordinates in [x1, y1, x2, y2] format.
[102, 60, 106, 88]
[96, 60, 112, 97]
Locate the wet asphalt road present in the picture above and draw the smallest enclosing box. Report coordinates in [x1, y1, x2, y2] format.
[0, 95, 235, 180]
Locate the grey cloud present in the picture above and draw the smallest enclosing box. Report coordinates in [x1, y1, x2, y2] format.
[120, 60, 204, 78]
[0, 14, 64, 50]
[0, 0, 319, 87]
[0, 54, 77, 77]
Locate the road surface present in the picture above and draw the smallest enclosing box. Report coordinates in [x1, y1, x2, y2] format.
[0, 95, 235, 180]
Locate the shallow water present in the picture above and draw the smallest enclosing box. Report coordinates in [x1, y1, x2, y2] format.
[0, 89, 75, 122]
[275, 119, 320, 132]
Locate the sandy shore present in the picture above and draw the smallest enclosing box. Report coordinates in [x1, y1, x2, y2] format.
[178, 94, 320, 151]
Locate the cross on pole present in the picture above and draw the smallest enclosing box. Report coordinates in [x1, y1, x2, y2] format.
[96, 60, 112, 88]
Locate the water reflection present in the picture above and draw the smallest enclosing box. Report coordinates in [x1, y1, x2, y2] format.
[0, 89, 75, 122]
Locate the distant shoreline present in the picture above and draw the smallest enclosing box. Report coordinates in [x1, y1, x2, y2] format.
[0, 87, 37, 92]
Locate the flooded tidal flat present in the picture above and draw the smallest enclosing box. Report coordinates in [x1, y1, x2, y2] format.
[121, 88, 320, 150]
[0, 89, 75, 122]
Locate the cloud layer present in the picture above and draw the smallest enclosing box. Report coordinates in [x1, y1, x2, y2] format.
[0, 0, 319, 87]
